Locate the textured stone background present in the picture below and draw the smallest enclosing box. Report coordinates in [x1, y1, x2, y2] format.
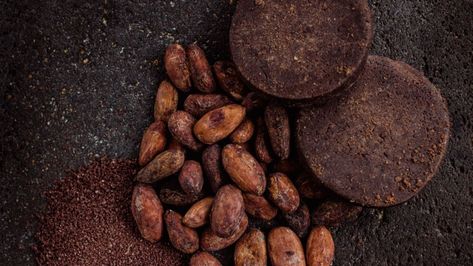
[1, 0, 472, 265]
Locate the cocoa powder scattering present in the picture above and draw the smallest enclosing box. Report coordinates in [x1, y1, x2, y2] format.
[34, 158, 185, 266]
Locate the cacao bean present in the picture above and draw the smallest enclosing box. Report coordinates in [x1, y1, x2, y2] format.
[194, 104, 246, 144]
[178, 160, 204, 195]
[168, 111, 203, 151]
[222, 144, 266, 195]
[202, 144, 226, 193]
[201, 214, 248, 251]
[131, 183, 163, 242]
[213, 61, 247, 101]
[183, 197, 213, 228]
[268, 227, 305, 266]
[136, 149, 185, 183]
[138, 121, 167, 166]
[243, 193, 278, 221]
[189, 251, 222, 266]
[159, 188, 204, 206]
[184, 94, 233, 118]
[154, 80, 178, 122]
[164, 43, 191, 92]
[187, 43, 216, 93]
[306, 226, 335, 266]
[164, 210, 199, 254]
[234, 228, 267, 266]
[210, 185, 245, 238]
[229, 118, 254, 144]
[268, 172, 300, 213]
[265, 103, 290, 159]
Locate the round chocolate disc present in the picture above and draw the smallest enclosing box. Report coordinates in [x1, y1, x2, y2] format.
[230, 0, 373, 103]
[296, 56, 450, 207]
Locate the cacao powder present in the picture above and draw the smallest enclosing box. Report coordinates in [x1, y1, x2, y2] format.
[35, 158, 185, 265]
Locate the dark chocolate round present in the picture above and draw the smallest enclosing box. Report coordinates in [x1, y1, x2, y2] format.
[296, 56, 450, 207]
[230, 0, 373, 103]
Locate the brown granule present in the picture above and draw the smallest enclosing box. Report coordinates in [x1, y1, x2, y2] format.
[34, 158, 185, 266]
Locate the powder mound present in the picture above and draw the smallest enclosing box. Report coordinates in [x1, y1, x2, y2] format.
[34, 158, 185, 266]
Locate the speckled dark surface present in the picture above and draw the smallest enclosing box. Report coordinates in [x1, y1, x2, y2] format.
[0, 0, 472, 265]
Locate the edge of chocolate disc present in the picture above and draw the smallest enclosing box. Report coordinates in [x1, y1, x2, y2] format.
[296, 55, 451, 207]
[230, 0, 374, 104]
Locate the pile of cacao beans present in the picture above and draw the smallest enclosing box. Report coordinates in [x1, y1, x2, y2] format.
[131, 43, 362, 266]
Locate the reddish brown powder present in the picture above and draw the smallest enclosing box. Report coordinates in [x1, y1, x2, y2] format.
[34, 158, 186, 266]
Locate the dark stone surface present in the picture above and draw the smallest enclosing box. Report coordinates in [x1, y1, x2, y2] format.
[0, 0, 471, 265]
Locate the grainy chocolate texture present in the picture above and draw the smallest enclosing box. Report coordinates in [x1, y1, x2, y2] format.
[297, 56, 451, 207]
[230, 0, 373, 103]
[35, 159, 185, 265]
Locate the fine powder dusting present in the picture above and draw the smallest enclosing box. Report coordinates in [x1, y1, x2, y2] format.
[34, 158, 186, 266]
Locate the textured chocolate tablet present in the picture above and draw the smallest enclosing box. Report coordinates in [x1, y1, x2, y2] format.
[230, 0, 373, 104]
[296, 56, 450, 207]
